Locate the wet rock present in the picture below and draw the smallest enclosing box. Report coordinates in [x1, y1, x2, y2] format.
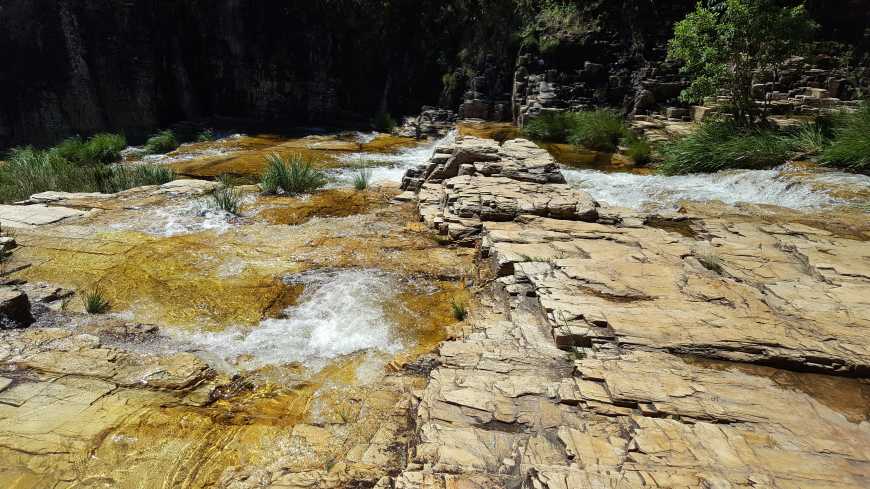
[0, 287, 34, 329]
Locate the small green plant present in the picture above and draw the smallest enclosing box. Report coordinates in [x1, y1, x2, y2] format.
[144, 130, 179, 154]
[352, 167, 372, 190]
[624, 133, 653, 165]
[821, 103, 870, 172]
[82, 289, 110, 314]
[451, 301, 468, 321]
[260, 153, 328, 195]
[211, 179, 242, 215]
[658, 119, 791, 175]
[372, 112, 397, 133]
[783, 121, 830, 156]
[695, 247, 724, 274]
[196, 129, 216, 142]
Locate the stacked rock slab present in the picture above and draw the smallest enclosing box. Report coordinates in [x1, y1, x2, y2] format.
[402, 136, 599, 242]
[394, 134, 870, 488]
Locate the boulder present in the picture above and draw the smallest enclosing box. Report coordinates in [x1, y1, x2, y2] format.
[0, 287, 33, 329]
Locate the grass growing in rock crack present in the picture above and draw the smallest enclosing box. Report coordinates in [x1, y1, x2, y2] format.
[658, 120, 792, 175]
[211, 174, 242, 215]
[353, 167, 373, 190]
[821, 102, 870, 173]
[260, 153, 328, 195]
[451, 301, 468, 321]
[0, 147, 175, 202]
[82, 289, 111, 314]
[144, 130, 179, 154]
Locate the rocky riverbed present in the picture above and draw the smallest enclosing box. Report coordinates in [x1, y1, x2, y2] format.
[0, 129, 868, 488]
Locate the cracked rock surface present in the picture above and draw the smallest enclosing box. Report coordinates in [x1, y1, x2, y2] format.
[395, 135, 870, 488]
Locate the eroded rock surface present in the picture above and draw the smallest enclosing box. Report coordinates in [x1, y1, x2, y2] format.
[395, 135, 870, 488]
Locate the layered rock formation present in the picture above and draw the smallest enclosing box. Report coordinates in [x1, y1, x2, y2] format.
[394, 135, 870, 487]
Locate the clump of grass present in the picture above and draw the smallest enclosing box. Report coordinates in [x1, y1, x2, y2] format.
[260, 153, 328, 195]
[0, 147, 175, 202]
[522, 111, 582, 142]
[353, 167, 372, 190]
[82, 289, 110, 314]
[196, 129, 216, 142]
[783, 122, 830, 156]
[372, 112, 397, 133]
[211, 187, 242, 215]
[694, 245, 723, 274]
[821, 103, 870, 172]
[54, 133, 127, 165]
[624, 133, 653, 165]
[658, 119, 791, 175]
[144, 130, 179, 154]
[566, 110, 628, 152]
[523, 110, 630, 153]
[451, 301, 468, 321]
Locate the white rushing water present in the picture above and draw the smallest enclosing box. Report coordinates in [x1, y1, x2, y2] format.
[562, 166, 869, 210]
[181, 269, 402, 371]
[109, 194, 254, 236]
[328, 130, 457, 187]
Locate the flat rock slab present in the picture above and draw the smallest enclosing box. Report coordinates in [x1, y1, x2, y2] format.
[0, 204, 85, 227]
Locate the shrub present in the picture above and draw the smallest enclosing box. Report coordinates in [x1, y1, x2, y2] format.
[821, 103, 870, 172]
[260, 153, 328, 195]
[197, 129, 216, 142]
[624, 133, 653, 165]
[352, 167, 372, 190]
[144, 130, 179, 154]
[658, 120, 791, 175]
[782, 121, 830, 156]
[53, 133, 126, 165]
[372, 112, 397, 133]
[82, 289, 110, 314]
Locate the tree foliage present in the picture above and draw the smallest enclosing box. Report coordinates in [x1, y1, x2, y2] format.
[667, 0, 817, 125]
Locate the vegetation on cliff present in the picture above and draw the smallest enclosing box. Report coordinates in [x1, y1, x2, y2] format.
[668, 0, 817, 126]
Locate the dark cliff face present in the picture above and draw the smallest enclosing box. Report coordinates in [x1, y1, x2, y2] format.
[1, 0, 868, 148]
[0, 0, 466, 147]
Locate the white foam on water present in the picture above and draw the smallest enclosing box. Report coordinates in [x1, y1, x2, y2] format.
[179, 269, 403, 371]
[562, 167, 856, 211]
[109, 195, 254, 236]
[329, 130, 457, 187]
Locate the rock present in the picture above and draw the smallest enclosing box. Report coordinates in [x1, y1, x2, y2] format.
[0, 287, 33, 329]
[0, 204, 86, 228]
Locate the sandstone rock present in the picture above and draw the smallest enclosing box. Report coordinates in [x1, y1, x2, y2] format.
[0, 287, 33, 329]
[0, 204, 86, 228]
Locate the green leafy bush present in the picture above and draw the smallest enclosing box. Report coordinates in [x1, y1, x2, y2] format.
[144, 130, 179, 154]
[821, 103, 870, 172]
[260, 153, 328, 195]
[197, 129, 216, 142]
[659, 120, 792, 175]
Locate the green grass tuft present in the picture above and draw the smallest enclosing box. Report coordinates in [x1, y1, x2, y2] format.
[658, 120, 792, 175]
[196, 129, 216, 143]
[144, 130, 179, 154]
[260, 153, 328, 195]
[821, 103, 870, 173]
[352, 167, 372, 190]
[82, 289, 110, 314]
[372, 112, 397, 133]
[451, 301, 468, 321]
[624, 133, 654, 165]
[54, 133, 126, 165]
[211, 187, 242, 215]
[523, 110, 631, 153]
